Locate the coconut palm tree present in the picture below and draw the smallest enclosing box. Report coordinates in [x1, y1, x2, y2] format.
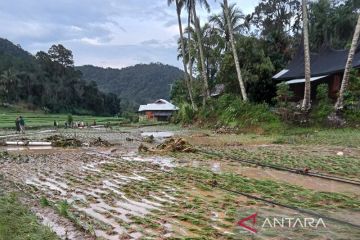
[301, 0, 311, 111]
[221, 0, 247, 101]
[168, 0, 197, 110]
[187, 0, 211, 105]
[209, 3, 246, 51]
[180, 23, 221, 89]
[335, 15, 360, 111]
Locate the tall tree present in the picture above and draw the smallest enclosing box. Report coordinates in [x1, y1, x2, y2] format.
[252, 0, 301, 71]
[209, 3, 246, 51]
[168, 0, 197, 110]
[48, 44, 74, 67]
[188, 0, 210, 105]
[223, 0, 247, 101]
[0, 69, 18, 103]
[301, 0, 311, 111]
[187, 3, 196, 89]
[335, 15, 360, 110]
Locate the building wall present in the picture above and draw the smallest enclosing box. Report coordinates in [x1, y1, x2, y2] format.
[139, 110, 175, 121]
[289, 73, 342, 102]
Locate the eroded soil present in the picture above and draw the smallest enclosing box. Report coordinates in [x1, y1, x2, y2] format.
[0, 126, 359, 239]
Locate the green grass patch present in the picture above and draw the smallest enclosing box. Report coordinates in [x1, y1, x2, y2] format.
[0, 108, 123, 129]
[175, 167, 360, 211]
[0, 193, 58, 240]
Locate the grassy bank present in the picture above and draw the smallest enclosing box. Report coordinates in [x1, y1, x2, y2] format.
[0, 193, 58, 240]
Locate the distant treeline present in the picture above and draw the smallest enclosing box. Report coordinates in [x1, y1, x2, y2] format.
[0, 39, 120, 116]
[77, 63, 184, 112]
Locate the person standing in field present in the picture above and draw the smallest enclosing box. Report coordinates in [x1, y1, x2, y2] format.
[19, 116, 25, 134]
[15, 117, 20, 133]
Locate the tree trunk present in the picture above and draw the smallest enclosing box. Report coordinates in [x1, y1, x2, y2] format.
[187, 10, 195, 87]
[223, 0, 247, 101]
[301, 0, 311, 111]
[335, 15, 360, 110]
[191, 6, 210, 104]
[176, 1, 197, 110]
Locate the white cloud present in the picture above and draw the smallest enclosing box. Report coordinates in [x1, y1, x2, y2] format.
[0, 0, 259, 69]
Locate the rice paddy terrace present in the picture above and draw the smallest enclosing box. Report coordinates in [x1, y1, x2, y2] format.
[0, 126, 359, 239]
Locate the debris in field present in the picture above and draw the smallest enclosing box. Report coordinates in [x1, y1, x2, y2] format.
[89, 137, 112, 147]
[126, 137, 134, 142]
[45, 135, 82, 147]
[214, 126, 236, 134]
[295, 167, 310, 175]
[142, 135, 154, 143]
[138, 143, 149, 152]
[337, 151, 344, 156]
[139, 138, 196, 153]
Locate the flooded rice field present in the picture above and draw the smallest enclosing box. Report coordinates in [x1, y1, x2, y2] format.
[0, 126, 360, 239]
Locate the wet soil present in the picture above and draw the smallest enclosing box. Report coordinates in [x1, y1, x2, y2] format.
[0, 126, 359, 239]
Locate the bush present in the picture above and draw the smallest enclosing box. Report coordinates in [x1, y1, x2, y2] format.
[344, 69, 360, 124]
[122, 111, 139, 123]
[311, 84, 332, 124]
[175, 102, 196, 124]
[67, 114, 73, 125]
[275, 82, 293, 107]
[196, 94, 282, 132]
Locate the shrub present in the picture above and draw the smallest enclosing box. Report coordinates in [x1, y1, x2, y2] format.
[176, 102, 196, 124]
[275, 82, 293, 107]
[67, 114, 73, 125]
[200, 94, 282, 132]
[311, 84, 332, 124]
[122, 111, 139, 123]
[344, 69, 360, 124]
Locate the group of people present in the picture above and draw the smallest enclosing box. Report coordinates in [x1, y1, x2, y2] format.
[15, 116, 25, 134]
[64, 120, 94, 129]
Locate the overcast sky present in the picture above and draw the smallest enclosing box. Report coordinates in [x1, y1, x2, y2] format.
[0, 0, 259, 69]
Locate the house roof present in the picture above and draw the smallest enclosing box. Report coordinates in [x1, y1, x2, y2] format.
[138, 99, 179, 112]
[273, 46, 360, 81]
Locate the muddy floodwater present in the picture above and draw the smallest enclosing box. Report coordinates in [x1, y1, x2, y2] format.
[141, 131, 174, 138]
[0, 126, 359, 239]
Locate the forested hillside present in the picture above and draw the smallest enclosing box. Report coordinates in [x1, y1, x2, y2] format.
[167, 0, 360, 128]
[77, 63, 184, 109]
[0, 38, 120, 115]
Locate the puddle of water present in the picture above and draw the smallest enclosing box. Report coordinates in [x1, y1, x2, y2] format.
[122, 155, 176, 169]
[141, 131, 174, 138]
[26, 178, 67, 196]
[76, 204, 126, 239]
[39, 214, 69, 238]
[35, 209, 89, 240]
[5, 146, 53, 151]
[211, 162, 221, 173]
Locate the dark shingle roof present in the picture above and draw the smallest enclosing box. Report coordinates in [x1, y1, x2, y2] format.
[273, 46, 360, 80]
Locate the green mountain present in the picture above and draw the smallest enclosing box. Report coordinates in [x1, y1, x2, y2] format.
[77, 63, 184, 109]
[0, 38, 120, 115]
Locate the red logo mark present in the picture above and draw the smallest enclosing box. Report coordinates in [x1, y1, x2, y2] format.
[237, 213, 257, 233]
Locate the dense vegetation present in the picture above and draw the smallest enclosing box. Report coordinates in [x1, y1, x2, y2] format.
[169, 0, 360, 129]
[77, 63, 184, 111]
[0, 38, 120, 116]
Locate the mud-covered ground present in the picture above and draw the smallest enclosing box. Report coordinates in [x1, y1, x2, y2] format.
[0, 125, 359, 239]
